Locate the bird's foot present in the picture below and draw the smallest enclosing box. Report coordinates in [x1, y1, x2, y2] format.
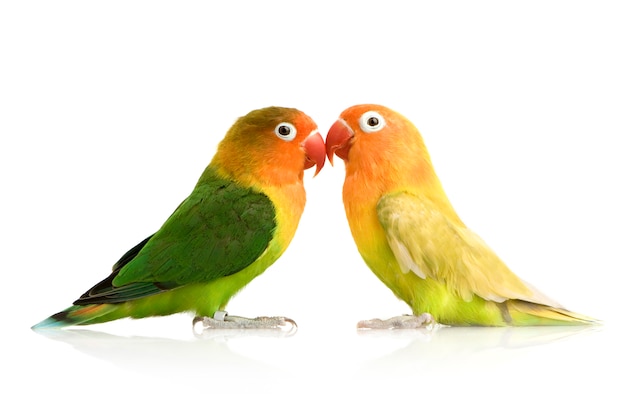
[193, 310, 297, 335]
[357, 313, 438, 330]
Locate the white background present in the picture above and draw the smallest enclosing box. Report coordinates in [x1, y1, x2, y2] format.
[2, 1, 624, 416]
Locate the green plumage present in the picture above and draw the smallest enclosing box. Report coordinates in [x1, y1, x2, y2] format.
[32, 106, 323, 329]
[80, 167, 276, 304]
[33, 167, 276, 328]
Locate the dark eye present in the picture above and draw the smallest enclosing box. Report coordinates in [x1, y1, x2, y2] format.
[359, 111, 386, 133]
[275, 122, 297, 141]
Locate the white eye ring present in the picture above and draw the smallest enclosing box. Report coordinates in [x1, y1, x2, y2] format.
[275, 122, 297, 141]
[358, 111, 386, 133]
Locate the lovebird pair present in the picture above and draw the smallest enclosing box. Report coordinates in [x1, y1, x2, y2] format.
[32, 105, 596, 331]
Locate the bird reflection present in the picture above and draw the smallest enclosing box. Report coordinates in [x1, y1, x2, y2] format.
[32, 320, 602, 381]
[355, 324, 602, 377]
[33, 325, 297, 379]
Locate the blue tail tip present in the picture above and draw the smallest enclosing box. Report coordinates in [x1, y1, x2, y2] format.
[31, 317, 66, 330]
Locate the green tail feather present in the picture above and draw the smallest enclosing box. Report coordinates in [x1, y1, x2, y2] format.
[507, 300, 598, 326]
[31, 304, 117, 329]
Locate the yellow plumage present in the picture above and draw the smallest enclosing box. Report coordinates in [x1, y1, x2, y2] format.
[326, 104, 596, 326]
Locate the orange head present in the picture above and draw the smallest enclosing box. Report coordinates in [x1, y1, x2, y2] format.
[325, 104, 434, 180]
[326, 104, 457, 223]
[212, 107, 326, 186]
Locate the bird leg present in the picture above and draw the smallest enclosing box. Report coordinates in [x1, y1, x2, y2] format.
[357, 313, 437, 330]
[193, 310, 298, 334]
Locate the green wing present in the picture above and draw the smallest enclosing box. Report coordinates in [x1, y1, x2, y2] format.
[74, 170, 276, 305]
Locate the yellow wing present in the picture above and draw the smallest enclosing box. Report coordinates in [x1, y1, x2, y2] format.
[376, 191, 561, 307]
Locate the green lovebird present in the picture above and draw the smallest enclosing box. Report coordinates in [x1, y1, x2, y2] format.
[326, 104, 596, 327]
[33, 106, 326, 329]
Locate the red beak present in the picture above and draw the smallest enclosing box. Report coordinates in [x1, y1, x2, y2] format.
[325, 119, 354, 165]
[302, 130, 326, 176]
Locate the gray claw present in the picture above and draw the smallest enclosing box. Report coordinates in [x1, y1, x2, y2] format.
[193, 311, 298, 336]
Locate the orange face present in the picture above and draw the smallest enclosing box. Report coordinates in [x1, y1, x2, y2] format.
[213, 107, 326, 185]
[325, 104, 435, 185]
[325, 103, 461, 235]
[277, 110, 326, 177]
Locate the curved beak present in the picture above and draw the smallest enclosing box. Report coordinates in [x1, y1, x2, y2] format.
[325, 119, 354, 165]
[302, 130, 326, 177]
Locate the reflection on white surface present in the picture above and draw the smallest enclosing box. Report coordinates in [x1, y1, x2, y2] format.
[33, 326, 299, 378]
[21, 321, 619, 415]
[355, 325, 602, 377]
[32, 323, 602, 379]
[357, 324, 599, 347]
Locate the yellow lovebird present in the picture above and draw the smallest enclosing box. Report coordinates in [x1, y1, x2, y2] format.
[326, 104, 596, 327]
